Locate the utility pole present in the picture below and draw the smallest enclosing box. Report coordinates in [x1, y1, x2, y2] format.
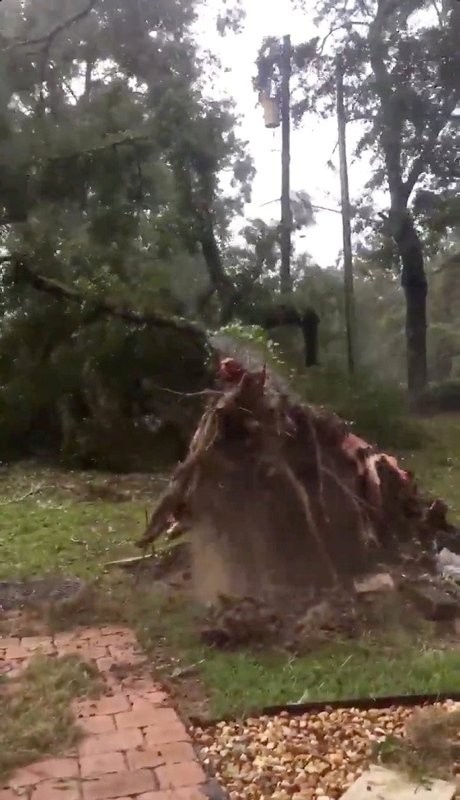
[280, 34, 292, 295]
[336, 55, 355, 375]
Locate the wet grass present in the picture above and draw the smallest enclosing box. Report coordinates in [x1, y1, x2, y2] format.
[0, 463, 162, 579]
[0, 654, 101, 783]
[400, 414, 460, 523]
[131, 589, 460, 719]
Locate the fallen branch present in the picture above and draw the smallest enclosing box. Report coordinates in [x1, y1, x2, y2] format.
[105, 554, 157, 569]
[5, 0, 99, 50]
[0, 485, 44, 505]
[13, 258, 211, 349]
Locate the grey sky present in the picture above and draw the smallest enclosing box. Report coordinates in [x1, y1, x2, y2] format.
[197, 0, 352, 267]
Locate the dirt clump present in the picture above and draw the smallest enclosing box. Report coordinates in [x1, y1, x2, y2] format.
[200, 595, 283, 648]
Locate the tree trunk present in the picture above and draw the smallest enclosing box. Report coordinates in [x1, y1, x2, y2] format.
[394, 212, 428, 399]
[280, 35, 292, 295]
[336, 57, 356, 375]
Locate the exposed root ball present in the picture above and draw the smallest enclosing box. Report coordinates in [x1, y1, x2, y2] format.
[139, 359, 455, 606]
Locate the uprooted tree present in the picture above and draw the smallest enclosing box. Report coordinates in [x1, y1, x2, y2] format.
[138, 355, 455, 607]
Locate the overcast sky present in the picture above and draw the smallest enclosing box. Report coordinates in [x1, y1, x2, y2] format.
[196, 0, 357, 267]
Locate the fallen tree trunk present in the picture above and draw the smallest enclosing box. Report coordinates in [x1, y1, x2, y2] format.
[138, 358, 449, 607]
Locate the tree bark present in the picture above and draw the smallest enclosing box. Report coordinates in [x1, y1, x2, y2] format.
[280, 35, 292, 294]
[336, 56, 356, 375]
[368, 2, 428, 397]
[393, 213, 428, 399]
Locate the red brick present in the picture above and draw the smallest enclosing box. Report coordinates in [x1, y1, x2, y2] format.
[95, 634, 136, 647]
[0, 637, 20, 647]
[61, 644, 108, 660]
[126, 742, 196, 771]
[31, 779, 80, 800]
[79, 751, 126, 778]
[121, 677, 154, 692]
[10, 758, 78, 786]
[82, 768, 156, 799]
[137, 794, 176, 800]
[73, 628, 108, 641]
[126, 748, 165, 770]
[78, 728, 143, 756]
[21, 636, 53, 649]
[131, 693, 168, 711]
[115, 706, 177, 730]
[155, 762, 206, 789]
[108, 647, 145, 666]
[99, 626, 132, 637]
[95, 657, 114, 673]
[145, 690, 169, 703]
[54, 632, 79, 646]
[175, 789, 209, 800]
[160, 742, 197, 764]
[75, 695, 130, 718]
[4, 645, 29, 659]
[86, 647, 111, 661]
[145, 723, 190, 746]
[74, 699, 99, 717]
[5, 664, 28, 678]
[175, 790, 209, 800]
[94, 695, 131, 715]
[103, 675, 120, 692]
[79, 715, 116, 734]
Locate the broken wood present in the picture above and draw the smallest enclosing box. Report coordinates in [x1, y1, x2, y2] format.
[105, 555, 157, 569]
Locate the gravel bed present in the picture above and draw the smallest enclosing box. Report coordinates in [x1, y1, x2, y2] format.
[194, 702, 460, 800]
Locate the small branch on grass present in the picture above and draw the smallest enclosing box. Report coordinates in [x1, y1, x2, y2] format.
[105, 554, 157, 569]
[0, 485, 44, 505]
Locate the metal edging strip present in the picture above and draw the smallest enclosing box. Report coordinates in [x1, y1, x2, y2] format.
[190, 692, 460, 728]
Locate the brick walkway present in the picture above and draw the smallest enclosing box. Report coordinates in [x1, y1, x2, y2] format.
[0, 626, 217, 800]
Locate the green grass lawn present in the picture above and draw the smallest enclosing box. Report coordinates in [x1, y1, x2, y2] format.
[400, 415, 460, 522]
[0, 414, 459, 719]
[0, 464, 152, 578]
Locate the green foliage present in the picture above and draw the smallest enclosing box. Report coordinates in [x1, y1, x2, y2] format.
[0, 0, 251, 465]
[401, 415, 460, 522]
[0, 0, 457, 464]
[291, 0, 458, 394]
[292, 367, 424, 449]
[418, 380, 460, 414]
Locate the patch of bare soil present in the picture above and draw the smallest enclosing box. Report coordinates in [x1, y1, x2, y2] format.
[0, 577, 85, 612]
[0, 460, 168, 504]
